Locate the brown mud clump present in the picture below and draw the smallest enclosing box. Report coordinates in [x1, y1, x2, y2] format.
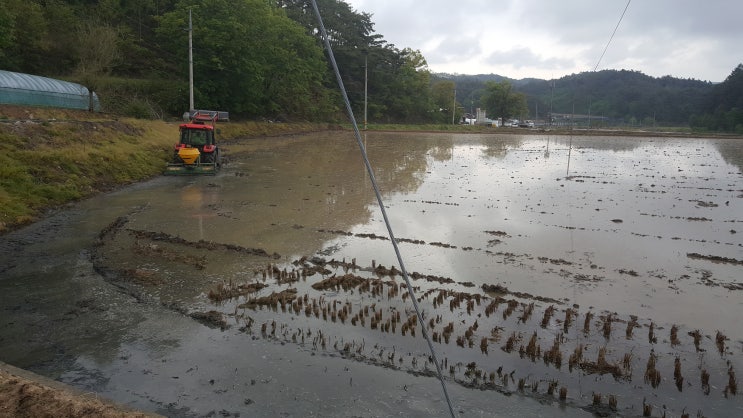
[716, 331, 728, 355]
[540, 305, 555, 328]
[523, 332, 540, 361]
[311, 273, 369, 291]
[648, 322, 657, 344]
[239, 288, 298, 310]
[644, 350, 661, 388]
[625, 315, 639, 339]
[208, 280, 267, 302]
[190, 310, 228, 330]
[670, 324, 681, 346]
[688, 329, 702, 352]
[543, 333, 563, 369]
[686, 252, 743, 266]
[608, 394, 617, 410]
[568, 344, 583, 372]
[602, 313, 613, 339]
[583, 311, 593, 333]
[643, 398, 653, 417]
[725, 366, 738, 397]
[701, 369, 711, 395]
[580, 346, 623, 379]
[674, 357, 684, 391]
[128, 229, 281, 259]
[563, 308, 576, 332]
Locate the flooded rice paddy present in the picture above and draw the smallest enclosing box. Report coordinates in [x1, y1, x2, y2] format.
[1, 131, 742, 417]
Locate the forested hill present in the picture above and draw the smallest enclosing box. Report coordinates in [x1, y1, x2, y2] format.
[441, 70, 714, 125]
[0, 0, 437, 123]
[0, 0, 740, 131]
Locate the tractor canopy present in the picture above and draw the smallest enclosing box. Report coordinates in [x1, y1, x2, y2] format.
[179, 124, 215, 148]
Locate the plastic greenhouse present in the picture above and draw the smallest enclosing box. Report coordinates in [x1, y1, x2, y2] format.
[0, 70, 100, 111]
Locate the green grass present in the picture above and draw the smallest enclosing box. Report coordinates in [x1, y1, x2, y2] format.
[0, 115, 174, 232]
[0, 109, 338, 233]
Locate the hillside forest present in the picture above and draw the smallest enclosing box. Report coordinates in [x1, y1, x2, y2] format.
[0, 0, 741, 132]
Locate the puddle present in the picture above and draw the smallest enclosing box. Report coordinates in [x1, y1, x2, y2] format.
[1, 131, 741, 416]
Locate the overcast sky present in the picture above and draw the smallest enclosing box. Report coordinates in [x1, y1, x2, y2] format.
[342, 0, 741, 82]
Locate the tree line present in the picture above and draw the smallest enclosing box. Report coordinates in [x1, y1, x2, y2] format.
[689, 64, 743, 133]
[0, 0, 740, 132]
[0, 0, 450, 122]
[444, 67, 743, 133]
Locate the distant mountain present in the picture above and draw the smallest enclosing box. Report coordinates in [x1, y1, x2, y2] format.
[435, 69, 716, 126]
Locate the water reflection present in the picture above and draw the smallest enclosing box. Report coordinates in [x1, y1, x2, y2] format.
[1, 131, 741, 417]
[180, 183, 221, 240]
[427, 138, 454, 162]
[713, 137, 743, 173]
[480, 134, 525, 159]
[130, 131, 442, 256]
[551, 135, 644, 152]
[329, 133, 741, 333]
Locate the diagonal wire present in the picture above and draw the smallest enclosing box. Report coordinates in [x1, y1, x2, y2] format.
[594, 0, 632, 72]
[310, 1, 456, 416]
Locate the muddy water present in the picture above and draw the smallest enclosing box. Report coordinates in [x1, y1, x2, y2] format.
[1, 131, 741, 417]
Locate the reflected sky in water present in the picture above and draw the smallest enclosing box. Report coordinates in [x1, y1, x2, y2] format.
[325, 133, 742, 333]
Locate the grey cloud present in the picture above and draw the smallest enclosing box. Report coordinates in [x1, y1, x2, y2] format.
[484, 46, 577, 71]
[346, 0, 742, 81]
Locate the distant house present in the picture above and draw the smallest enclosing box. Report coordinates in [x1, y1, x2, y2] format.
[0, 70, 100, 111]
[475, 108, 500, 127]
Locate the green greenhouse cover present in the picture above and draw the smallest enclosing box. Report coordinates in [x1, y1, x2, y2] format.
[0, 70, 100, 111]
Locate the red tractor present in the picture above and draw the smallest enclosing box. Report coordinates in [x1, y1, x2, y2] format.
[164, 110, 228, 175]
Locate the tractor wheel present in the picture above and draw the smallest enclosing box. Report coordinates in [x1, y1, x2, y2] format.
[202, 152, 215, 164]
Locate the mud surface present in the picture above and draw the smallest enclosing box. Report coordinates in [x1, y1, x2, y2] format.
[1, 131, 741, 417]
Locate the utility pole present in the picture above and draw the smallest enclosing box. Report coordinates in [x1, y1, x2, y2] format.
[188, 8, 194, 113]
[364, 51, 368, 130]
[549, 78, 554, 127]
[588, 98, 592, 128]
[452, 88, 456, 125]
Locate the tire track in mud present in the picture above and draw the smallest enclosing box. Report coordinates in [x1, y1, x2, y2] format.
[317, 227, 743, 293]
[321, 224, 743, 300]
[91, 216, 282, 308]
[326, 194, 743, 290]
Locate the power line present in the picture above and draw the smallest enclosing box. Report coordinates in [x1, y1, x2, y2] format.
[310, 1, 456, 417]
[594, 0, 632, 72]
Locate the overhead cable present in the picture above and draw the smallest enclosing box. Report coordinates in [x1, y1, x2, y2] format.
[594, 0, 632, 71]
[309, 1, 456, 416]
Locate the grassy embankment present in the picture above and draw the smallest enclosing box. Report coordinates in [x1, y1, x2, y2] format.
[0, 105, 330, 233]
